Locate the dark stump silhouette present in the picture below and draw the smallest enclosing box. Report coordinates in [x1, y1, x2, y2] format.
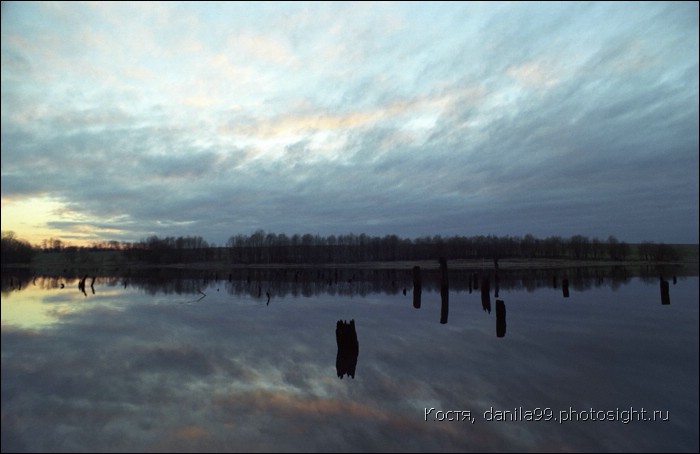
[660, 279, 670, 305]
[562, 278, 570, 298]
[496, 299, 506, 338]
[439, 258, 449, 324]
[78, 274, 88, 296]
[412, 266, 422, 309]
[480, 276, 491, 313]
[336, 319, 359, 379]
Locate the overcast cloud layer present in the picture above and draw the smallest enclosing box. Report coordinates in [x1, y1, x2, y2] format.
[1, 2, 698, 245]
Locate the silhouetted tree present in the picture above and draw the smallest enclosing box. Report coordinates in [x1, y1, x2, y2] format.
[105, 230, 686, 266]
[1, 231, 34, 264]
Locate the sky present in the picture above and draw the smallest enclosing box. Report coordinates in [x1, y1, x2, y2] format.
[1, 276, 698, 451]
[1, 1, 698, 247]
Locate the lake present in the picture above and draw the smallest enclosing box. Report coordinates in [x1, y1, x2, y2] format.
[1, 267, 698, 452]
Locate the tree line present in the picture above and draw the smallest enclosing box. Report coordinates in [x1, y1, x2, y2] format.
[124, 235, 217, 264]
[221, 231, 678, 264]
[1, 231, 34, 264]
[1, 230, 686, 265]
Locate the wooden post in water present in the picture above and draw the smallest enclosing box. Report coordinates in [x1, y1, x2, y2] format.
[439, 258, 449, 324]
[493, 256, 500, 297]
[562, 278, 570, 298]
[336, 319, 359, 379]
[660, 279, 670, 305]
[480, 276, 491, 313]
[496, 299, 506, 338]
[78, 274, 88, 296]
[412, 266, 422, 309]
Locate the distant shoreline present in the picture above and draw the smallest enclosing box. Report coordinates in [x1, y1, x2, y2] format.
[4, 246, 698, 277]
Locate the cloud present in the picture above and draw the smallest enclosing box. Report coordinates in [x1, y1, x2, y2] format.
[1, 2, 698, 245]
[507, 61, 560, 89]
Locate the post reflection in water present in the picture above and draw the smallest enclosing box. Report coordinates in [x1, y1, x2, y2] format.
[335, 319, 359, 379]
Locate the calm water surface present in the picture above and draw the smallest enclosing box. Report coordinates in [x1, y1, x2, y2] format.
[1, 269, 698, 452]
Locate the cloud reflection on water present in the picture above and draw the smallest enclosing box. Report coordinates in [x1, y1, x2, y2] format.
[1, 272, 698, 452]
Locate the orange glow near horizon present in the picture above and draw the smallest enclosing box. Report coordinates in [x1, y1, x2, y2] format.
[1, 196, 109, 247]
